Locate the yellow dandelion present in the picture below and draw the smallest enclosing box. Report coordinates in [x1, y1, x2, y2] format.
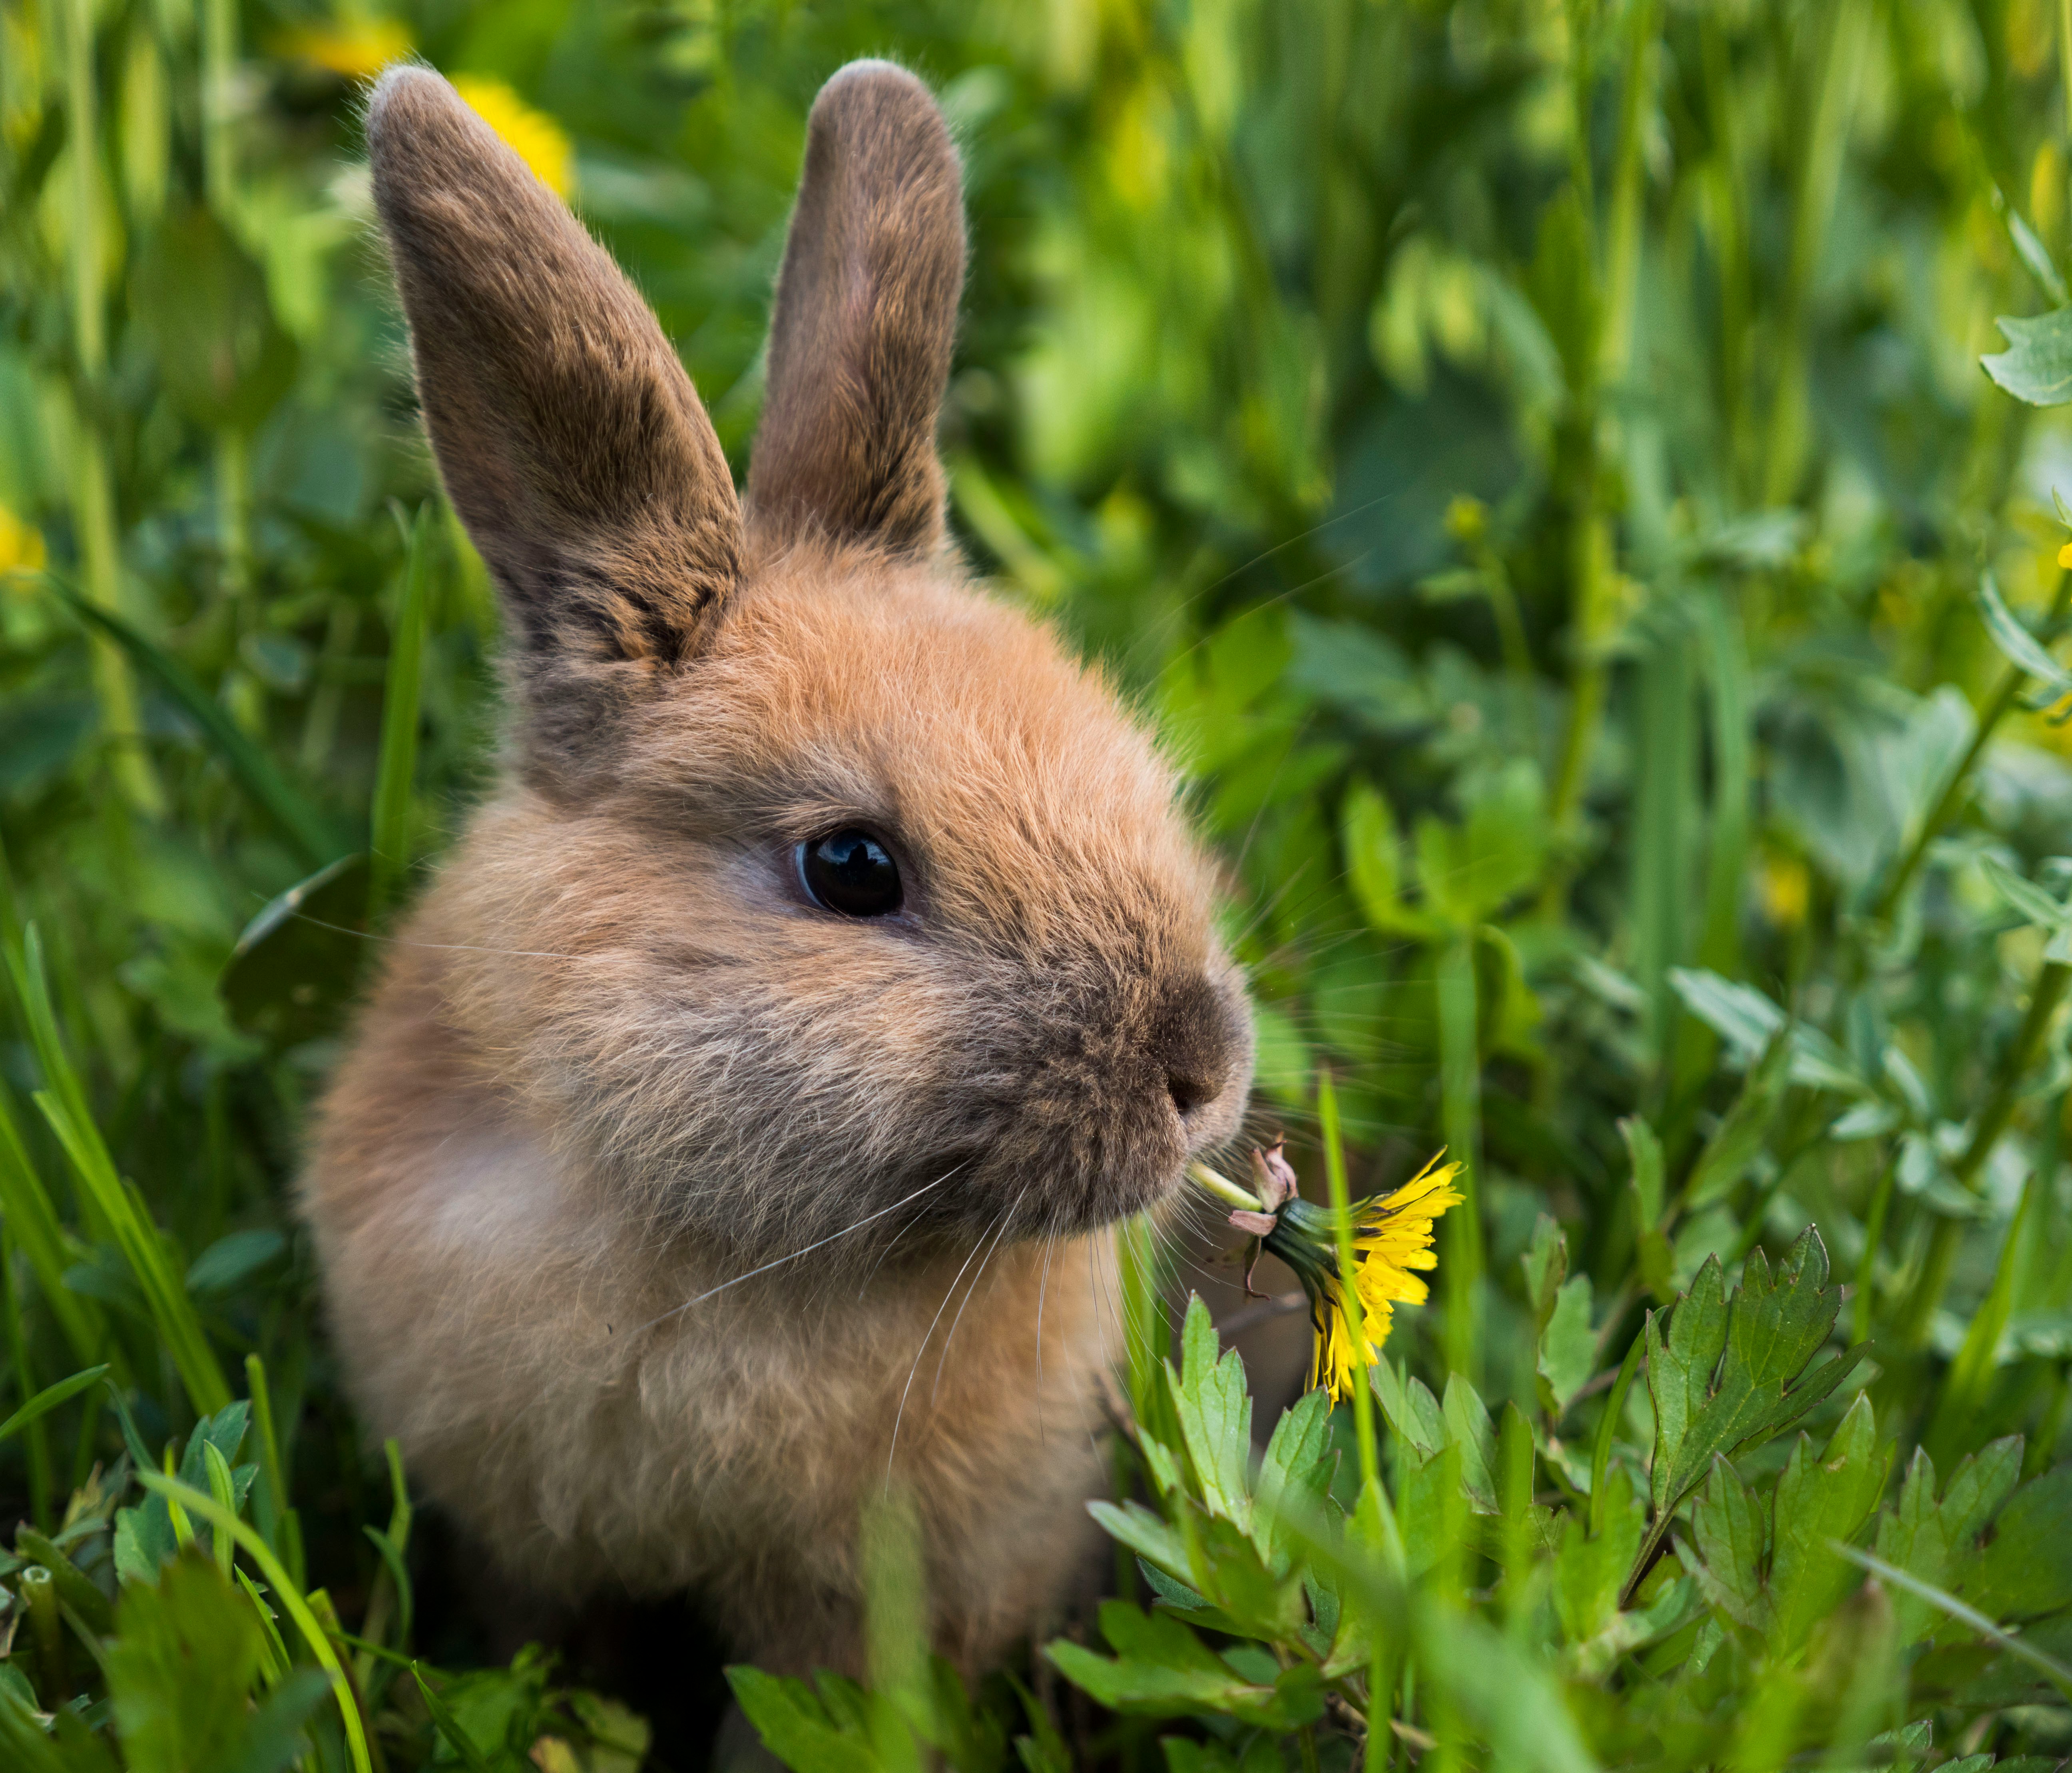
[451, 74, 574, 199]
[1311, 1153, 1462, 1401]
[1192, 1145, 1461, 1406]
[0, 503, 47, 585]
[276, 18, 414, 80]
[2058, 540, 2072, 570]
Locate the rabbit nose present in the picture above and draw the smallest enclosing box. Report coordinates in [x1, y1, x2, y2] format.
[1149, 974, 1242, 1121]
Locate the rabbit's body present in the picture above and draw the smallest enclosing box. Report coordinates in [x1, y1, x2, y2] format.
[303, 62, 1252, 1674]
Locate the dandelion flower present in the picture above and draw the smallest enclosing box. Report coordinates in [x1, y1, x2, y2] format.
[276, 19, 414, 79]
[1190, 1144, 1462, 1404]
[451, 75, 574, 199]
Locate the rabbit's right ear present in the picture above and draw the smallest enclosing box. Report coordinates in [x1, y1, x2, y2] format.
[367, 68, 740, 770]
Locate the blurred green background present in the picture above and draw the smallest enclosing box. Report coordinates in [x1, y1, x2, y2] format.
[8, 0, 2072, 1763]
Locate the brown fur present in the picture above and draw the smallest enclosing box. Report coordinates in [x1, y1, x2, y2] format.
[303, 61, 1253, 1675]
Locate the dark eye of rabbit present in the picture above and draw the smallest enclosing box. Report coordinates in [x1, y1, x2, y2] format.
[798, 830, 903, 918]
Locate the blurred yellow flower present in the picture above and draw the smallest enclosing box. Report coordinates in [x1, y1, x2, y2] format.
[0, 503, 47, 585]
[452, 75, 574, 199]
[2057, 540, 2072, 570]
[1759, 856, 1810, 929]
[277, 18, 413, 79]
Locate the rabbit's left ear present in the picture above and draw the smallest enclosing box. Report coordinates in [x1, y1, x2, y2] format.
[747, 61, 966, 556]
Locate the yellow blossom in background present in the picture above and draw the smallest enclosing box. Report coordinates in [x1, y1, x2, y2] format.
[2058, 541, 2072, 570]
[452, 75, 574, 199]
[0, 504, 47, 585]
[1759, 855, 1810, 929]
[276, 17, 413, 79]
[1312, 1153, 1462, 1402]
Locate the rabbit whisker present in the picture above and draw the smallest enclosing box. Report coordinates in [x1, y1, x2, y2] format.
[637, 1159, 969, 1334]
[887, 1202, 1009, 1492]
[930, 1186, 1026, 1405]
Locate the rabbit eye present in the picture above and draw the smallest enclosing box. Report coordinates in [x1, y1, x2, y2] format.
[798, 829, 903, 918]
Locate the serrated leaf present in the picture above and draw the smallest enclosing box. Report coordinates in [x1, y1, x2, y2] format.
[106, 1551, 268, 1773]
[1645, 1230, 1864, 1533]
[1253, 1388, 1335, 1576]
[1686, 1456, 1767, 1633]
[1956, 1463, 2072, 1622]
[1087, 1500, 1189, 1585]
[1168, 1296, 1251, 1529]
[1767, 1394, 1887, 1651]
[1983, 308, 2072, 405]
[724, 1668, 878, 1773]
[1045, 1601, 1325, 1728]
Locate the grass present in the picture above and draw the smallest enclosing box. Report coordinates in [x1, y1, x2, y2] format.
[4, 0, 2072, 1767]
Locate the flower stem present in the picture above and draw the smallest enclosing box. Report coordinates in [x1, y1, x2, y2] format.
[1187, 1159, 1262, 1214]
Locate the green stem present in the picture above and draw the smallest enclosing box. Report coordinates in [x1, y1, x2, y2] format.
[1853, 1147, 1899, 1348]
[1870, 565, 2072, 925]
[63, 0, 162, 817]
[1317, 1071, 1377, 1490]
[1435, 929, 1483, 1378]
[1762, 0, 1870, 507]
[1896, 959, 2072, 1348]
[1, 1231, 53, 1532]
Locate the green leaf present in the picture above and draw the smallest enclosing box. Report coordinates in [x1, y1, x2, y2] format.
[1167, 1294, 1251, 1528]
[1974, 572, 2072, 704]
[1373, 1359, 1446, 1458]
[1666, 969, 1867, 1095]
[1086, 1500, 1189, 1585]
[1555, 1463, 1646, 1647]
[106, 1550, 269, 1773]
[1343, 778, 1435, 935]
[1686, 1456, 1767, 1632]
[1252, 1386, 1335, 1575]
[1956, 1463, 2072, 1622]
[1442, 1373, 1499, 1512]
[1979, 853, 2072, 931]
[1639, 1231, 1865, 1591]
[1982, 308, 2072, 405]
[1044, 1601, 1324, 1728]
[1536, 1273, 1596, 1421]
[1766, 1394, 1887, 1651]
[184, 1230, 287, 1298]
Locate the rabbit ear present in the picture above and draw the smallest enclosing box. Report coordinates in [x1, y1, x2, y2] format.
[747, 62, 966, 556]
[366, 68, 740, 744]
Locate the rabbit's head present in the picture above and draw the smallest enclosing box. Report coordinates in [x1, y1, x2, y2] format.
[366, 62, 1253, 1265]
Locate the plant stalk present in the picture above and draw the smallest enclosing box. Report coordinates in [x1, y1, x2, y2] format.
[1896, 959, 2072, 1348]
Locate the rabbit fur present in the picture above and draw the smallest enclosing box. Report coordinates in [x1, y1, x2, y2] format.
[301, 59, 1254, 1675]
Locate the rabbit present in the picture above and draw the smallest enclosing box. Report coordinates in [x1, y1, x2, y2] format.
[300, 58, 1255, 1680]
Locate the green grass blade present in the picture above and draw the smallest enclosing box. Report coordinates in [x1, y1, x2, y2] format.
[1831, 1543, 2072, 1702]
[39, 570, 345, 869]
[369, 505, 434, 921]
[0, 1085, 101, 1366]
[0, 1364, 109, 1448]
[10, 928, 230, 1416]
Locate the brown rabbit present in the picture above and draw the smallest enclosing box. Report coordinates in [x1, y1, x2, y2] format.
[301, 60, 1253, 1677]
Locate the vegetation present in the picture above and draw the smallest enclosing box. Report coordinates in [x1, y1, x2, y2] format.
[5, 0, 2072, 1765]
